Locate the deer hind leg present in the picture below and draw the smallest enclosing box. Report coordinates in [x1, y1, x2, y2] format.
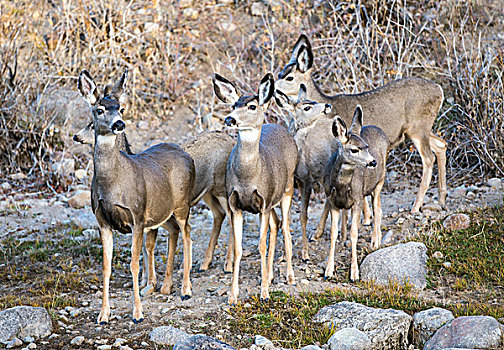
[97, 225, 113, 325]
[131, 225, 145, 323]
[160, 218, 179, 295]
[362, 196, 372, 226]
[281, 186, 296, 285]
[410, 135, 435, 213]
[340, 209, 349, 242]
[140, 228, 158, 296]
[229, 209, 243, 305]
[299, 181, 312, 261]
[267, 210, 280, 286]
[313, 199, 330, 240]
[349, 204, 361, 282]
[325, 205, 340, 279]
[371, 176, 385, 249]
[430, 132, 448, 208]
[199, 193, 226, 272]
[217, 196, 235, 273]
[174, 207, 192, 300]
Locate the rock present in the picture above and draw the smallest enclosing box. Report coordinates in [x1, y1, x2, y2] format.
[1, 182, 12, 190]
[9, 172, 27, 180]
[424, 316, 503, 350]
[255, 335, 273, 347]
[360, 242, 427, 289]
[314, 301, 412, 349]
[411, 307, 454, 347]
[432, 251, 443, 259]
[466, 191, 476, 200]
[217, 286, 228, 296]
[486, 177, 502, 187]
[422, 203, 442, 212]
[0, 306, 52, 343]
[137, 120, 150, 130]
[173, 334, 236, 350]
[70, 336, 85, 346]
[97, 345, 111, 350]
[450, 186, 466, 198]
[179, 0, 192, 8]
[74, 169, 86, 180]
[6, 337, 22, 348]
[251, 2, 267, 16]
[27, 343, 36, 349]
[113, 338, 127, 347]
[70, 209, 98, 229]
[300, 346, 323, 350]
[51, 158, 75, 178]
[149, 326, 190, 346]
[67, 190, 91, 209]
[23, 336, 34, 343]
[443, 213, 470, 231]
[327, 327, 371, 349]
[381, 230, 395, 245]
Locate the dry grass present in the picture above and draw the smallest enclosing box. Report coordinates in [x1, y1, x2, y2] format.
[0, 0, 503, 184]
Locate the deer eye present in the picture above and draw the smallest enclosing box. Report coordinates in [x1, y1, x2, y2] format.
[96, 109, 104, 115]
[304, 106, 311, 112]
[120, 107, 125, 114]
[286, 76, 294, 82]
[350, 149, 359, 154]
[248, 105, 256, 111]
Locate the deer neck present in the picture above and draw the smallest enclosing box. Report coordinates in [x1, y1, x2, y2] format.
[94, 134, 122, 183]
[234, 128, 261, 174]
[334, 158, 355, 187]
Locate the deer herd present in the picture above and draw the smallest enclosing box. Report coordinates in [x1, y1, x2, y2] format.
[74, 34, 447, 324]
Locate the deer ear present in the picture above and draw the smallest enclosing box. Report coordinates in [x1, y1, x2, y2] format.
[78, 70, 99, 105]
[107, 69, 128, 99]
[213, 73, 240, 104]
[332, 116, 348, 143]
[297, 84, 307, 101]
[258, 73, 274, 106]
[289, 34, 311, 65]
[274, 89, 295, 112]
[349, 105, 363, 135]
[297, 45, 313, 73]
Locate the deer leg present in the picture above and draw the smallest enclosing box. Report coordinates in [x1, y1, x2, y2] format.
[325, 206, 340, 279]
[267, 210, 280, 286]
[371, 177, 385, 249]
[97, 225, 113, 325]
[340, 209, 348, 242]
[174, 207, 192, 300]
[313, 199, 330, 240]
[259, 210, 271, 301]
[160, 218, 179, 295]
[350, 204, 361, 282]
[140, 236, 149, 289]
[229, 209, 243, 305]
[299, 181, 312, 261]
[362, 196, 372, 226]
[131, 225, 145, 323]
[218, 196, 234, 273]
[281, 186, 296, 285]
[140, 228, 158, 296]
[430, 132, 448, 208]
[410, 135, 435, 213]
[200, 193, 226, 272]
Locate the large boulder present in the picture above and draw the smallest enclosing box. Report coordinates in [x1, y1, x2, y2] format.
[313, 301, 412, 350]
[360, 242, 427, 289]
[173, 334, 236, 350]
[149, 326, 190, 346]
[327, 327, 372, 350]
[424, 316, 503, 350]
[0, 306, 52, 342]
[411, 307, 454, 347]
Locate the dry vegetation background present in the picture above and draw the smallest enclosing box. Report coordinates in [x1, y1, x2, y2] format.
[0, 0, 503, 188]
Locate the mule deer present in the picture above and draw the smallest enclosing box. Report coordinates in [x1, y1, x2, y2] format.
[213, 72, 298, 304]
[276, 34, 447, 217]
[74, 123, 235, 279]
[323, 106, 389, 281]
[78, 69, 195, 324]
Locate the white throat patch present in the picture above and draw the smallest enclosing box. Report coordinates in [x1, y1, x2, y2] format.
[96, 134, 116, 147]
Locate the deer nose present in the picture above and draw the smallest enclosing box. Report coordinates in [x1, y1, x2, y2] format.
[324, 104, 332, 114]
[367, 160, 377, 168]
[111, 120, 125, 133]
[224, 116, 236, 127]
[73, 134, 80, 142]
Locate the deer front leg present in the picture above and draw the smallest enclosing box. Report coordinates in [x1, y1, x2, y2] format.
[325, 206, 340, 279]
[141, 229, 158, 296]
[97, 225, 113, 325]
[200, 194, 226, 272]
[313, 199, 330, 240]
[259, 210, 271, 301]
[371, 178, 385, 249]
[267, 210, 280, 286]
[349, 205, 361, 282]
[362, 197, 372, 226]
[175, 207, 192, 300]
[299, 181, 312, 261]
[131, 225, 145, 323]
[218, 196, 235, 273]
[160, 218, 179, 295]
[281, 186, 296, 285]
[340, 209, 348, 242]
[229, 209, 243, 305]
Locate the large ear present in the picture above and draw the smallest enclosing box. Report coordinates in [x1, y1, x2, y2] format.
[258, 73, 274, 106]
[213, 73, 240, 104]
[332, 116, 348, 143]
[288, 34, 311, 65]
[274, 89, 295, 112]
[78, 70, 99, 105]
[297, 84, 307, 102]
[297, 45, 313, 73]
[105, 69, 128, 99]
[349, 105, 363, 135]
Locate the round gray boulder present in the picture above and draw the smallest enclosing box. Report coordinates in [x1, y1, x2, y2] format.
[412, 307, 454, 347]
[360, 241, 427, 289]
[173, 334, 236, 350]
[0, 306, 52, 343]
[327, 327, 371, 350]
[149, 326, 190, 346]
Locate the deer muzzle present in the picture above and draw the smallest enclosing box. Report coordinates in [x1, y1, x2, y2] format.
[324, 104, 332, 114]
[367, 160, 377, 168]
[224, 116, 237, 127]
[111, 120, 126, 134]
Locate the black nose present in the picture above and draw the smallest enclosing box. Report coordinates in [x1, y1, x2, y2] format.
[111, 120, 125, 133]
[324, 103, 332, 114]
[367, 160, 377, 168]
[73, 134, 80, 142]
[224, 116, 236, 127]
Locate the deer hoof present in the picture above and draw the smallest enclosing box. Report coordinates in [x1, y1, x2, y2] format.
[260, 297, 269, 303]
[181, 294, 191, 301]
[133, 318, 144, 324]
